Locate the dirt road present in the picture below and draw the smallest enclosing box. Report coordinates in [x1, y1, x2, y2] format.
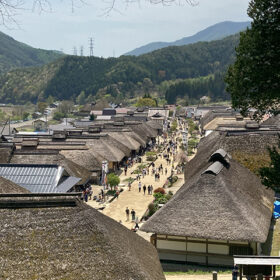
[165, 274, 232, 280]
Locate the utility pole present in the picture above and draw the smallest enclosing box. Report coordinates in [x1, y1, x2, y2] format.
[89, 37, 94, 56]
[80, 46, 84, 56]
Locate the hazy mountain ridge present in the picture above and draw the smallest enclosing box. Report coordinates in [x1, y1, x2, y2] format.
[0, 34, 239, 104]
[124, 21, 250, 56]
[0, 31, 65, 75]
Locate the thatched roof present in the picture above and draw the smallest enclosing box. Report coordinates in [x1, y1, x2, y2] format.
[185, 131, 280, 181]
[61, 149, 102, 172]
[86, 136, 126, 163]
[141, 150, 274, 243]
[108, 132, 141, 151]
[0, 176, 30, 194]
[10, 151, 91, 185]
[146, 120, 163, 131]
[0, 196, 165, 280]
[262, 114, 280, 128]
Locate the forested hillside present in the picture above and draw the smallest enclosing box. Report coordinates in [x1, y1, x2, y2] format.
[0, 34, 239, 104]
[0, 31, 64, 75]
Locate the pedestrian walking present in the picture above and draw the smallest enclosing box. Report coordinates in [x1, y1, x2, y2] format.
[138, 182, 141, 192]
[125, 207, 130, 221]
[147, 185, 151, 195]
[128, 182, 131, 191]
[232, 265, 238, 280]
[143, 185, 146, 195]
[131, 209, 136, 221]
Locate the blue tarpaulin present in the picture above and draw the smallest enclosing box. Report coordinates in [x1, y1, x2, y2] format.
[273, 201, 280, 219]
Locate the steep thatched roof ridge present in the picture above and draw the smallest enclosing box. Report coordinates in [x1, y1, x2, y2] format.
[0, 198, 165, 280]
[262, 114, 280, 128]
[0, 176, 30, 194]
[106, 135, 131, 157]
[60, 150, 102, 172]
[10, 153, 91, 185]
[146, 120, 163, 131]
[128, 131, 146, 147]
[108, 132, 141, 151]
[86, 137, 125, 162]
[142, 157, 274, 243]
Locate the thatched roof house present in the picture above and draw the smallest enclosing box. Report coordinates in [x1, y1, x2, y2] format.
[189, 130, 280, 176]
[0, 176, 30, 194]
[109, 132, 141, 152]
[0, 195, 165, 280]
[141, 148, 274, 266]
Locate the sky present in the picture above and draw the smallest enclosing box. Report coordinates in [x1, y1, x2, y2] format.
[0, 0, 250, 57]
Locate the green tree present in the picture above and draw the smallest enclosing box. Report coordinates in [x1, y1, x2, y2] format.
[135, 97, 156, 108]
[107, 173, 120, 190]
[46, 95, 54, 105]
[76, 91, 86, 105]
[225, 0, 280, 119]
[57, 101, 74, 116]
[259, 139, 280, 193]
[22, 112, 30, 120]
[37, 102, 47, 114]
[53, 111, 64, 121]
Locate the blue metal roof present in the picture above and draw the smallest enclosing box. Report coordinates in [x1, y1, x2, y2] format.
[0, 164, 80, 193]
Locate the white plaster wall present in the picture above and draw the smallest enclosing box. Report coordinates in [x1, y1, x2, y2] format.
[187, 242, 206, 253]
[208, 244, 229, 255]
[157, 240, 186, 251]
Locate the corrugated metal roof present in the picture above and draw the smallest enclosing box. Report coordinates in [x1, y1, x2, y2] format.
[57, 177, 81, 193]
[0, 164, 79, 193]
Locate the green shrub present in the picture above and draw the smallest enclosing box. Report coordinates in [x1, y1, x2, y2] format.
[154, 187, 166, 195]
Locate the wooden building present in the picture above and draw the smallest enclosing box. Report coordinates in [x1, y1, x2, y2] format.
[0, 188, 165, 279]
[141, 149, 274, 267]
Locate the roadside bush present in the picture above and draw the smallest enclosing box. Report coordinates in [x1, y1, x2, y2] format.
[106, 190, 116, 196]
[154, 187, 165, 195]
[148, 202, 156, 216]
[53, 111, 65, 121]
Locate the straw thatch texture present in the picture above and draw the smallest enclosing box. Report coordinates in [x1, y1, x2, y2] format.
[0, 176, 30, 194]
[146, 120, 164, 131]
[0, 198, 165, 280]
[61, 149, 102, 172]
[86, 136, 125, 162]
[108, 132, 141, 151]
[142, 155, 274, 243]
[106, 135, 131, 157]
[0, 145, 14, 163]
[127, 131, 146, 147]
[262, 114, 280, 128]
[185, 131, 280, 180]
[10, 152, 91, 185]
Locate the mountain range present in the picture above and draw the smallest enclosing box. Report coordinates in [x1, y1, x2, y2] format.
[0, 34, 239, 104]
[0, 31, 65, 75]
[124, 21, 250, 56]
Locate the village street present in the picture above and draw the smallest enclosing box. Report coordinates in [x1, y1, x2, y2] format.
[87, 120, 188, 234]
[101, 135, 185, 230]
[165, 274, 232, 280]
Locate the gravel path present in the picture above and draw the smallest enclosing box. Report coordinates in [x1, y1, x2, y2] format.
[165, 274, 232, 280]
